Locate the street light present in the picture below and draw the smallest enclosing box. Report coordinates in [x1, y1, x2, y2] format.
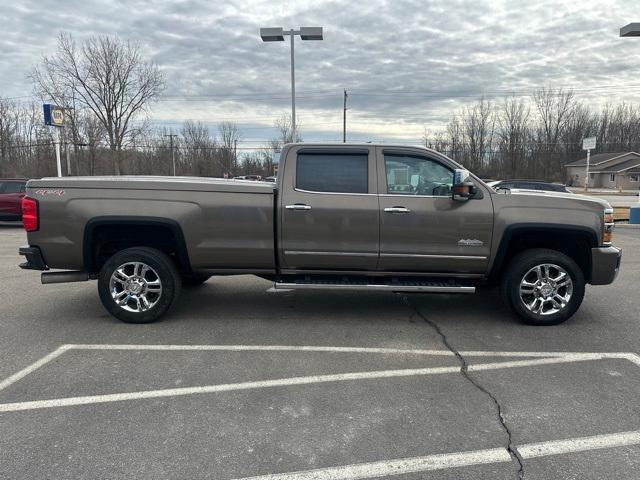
[164, 134, 178, 176]
[620, 23, 640, 206]
[260, 26, 324, 140]
[620, 23, 640, 37]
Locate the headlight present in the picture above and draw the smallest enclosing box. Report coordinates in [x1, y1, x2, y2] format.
[603, 208, 614, 245]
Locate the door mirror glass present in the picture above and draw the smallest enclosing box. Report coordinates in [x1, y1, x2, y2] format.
[452, 168, 475, 201]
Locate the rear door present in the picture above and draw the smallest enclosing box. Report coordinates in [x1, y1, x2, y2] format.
[279, 146, 379, 270]
[376, 147, 493, 273]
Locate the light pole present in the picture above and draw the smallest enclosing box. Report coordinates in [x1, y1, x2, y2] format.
[164, 134, 178, 176]
[620, 23, 640, 205]
[260, 26, 323, 141]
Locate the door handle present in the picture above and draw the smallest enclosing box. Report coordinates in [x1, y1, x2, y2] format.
[286, 204, 312, 211]
[384, 206, 411, 214]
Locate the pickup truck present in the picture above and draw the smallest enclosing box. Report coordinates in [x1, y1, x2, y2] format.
[18, 143, 621, 326]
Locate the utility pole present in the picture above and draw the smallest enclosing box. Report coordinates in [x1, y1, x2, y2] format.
[343, 89, 348, 143]
[234, 139, 238, 175]
[164, 134, 178, 176]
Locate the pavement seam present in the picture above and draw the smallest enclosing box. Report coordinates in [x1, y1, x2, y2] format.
[399, 294, 525, 480]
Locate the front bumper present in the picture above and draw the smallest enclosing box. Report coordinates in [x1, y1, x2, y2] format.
[18, 245, 48, 271]
[590, 246, 621, 285]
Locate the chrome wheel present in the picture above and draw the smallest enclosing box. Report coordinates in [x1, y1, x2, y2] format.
[519, 263, 573, 316]
[109, 262, 162, 312]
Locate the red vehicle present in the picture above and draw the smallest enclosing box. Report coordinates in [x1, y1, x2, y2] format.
[0, 179, 28, 221]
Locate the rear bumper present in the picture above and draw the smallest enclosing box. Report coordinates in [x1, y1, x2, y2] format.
[590, 246, 621, 285]
[18, 245, 48, 271]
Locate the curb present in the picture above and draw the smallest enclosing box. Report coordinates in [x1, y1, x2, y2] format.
[615, 223, 640, 229]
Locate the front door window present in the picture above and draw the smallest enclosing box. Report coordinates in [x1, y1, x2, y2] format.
[384, 154, 453, 196]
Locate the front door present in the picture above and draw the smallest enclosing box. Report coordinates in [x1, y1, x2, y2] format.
[376, 147, 493, 273]
[279, 146, 379, 270]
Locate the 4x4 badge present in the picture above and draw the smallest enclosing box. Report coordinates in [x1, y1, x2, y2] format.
[458, 239, 484, 247]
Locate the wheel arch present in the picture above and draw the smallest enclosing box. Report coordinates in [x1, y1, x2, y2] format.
[83, 216, 192, 274]
[489, 224, 598, 283]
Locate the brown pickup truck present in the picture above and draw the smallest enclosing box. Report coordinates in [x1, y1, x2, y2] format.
[18, 143, 621, 325]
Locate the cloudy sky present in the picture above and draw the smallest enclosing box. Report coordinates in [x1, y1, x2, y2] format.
[2, 0, 640, 147]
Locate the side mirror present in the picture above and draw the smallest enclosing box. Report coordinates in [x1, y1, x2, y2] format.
[452, 168, 476, 201]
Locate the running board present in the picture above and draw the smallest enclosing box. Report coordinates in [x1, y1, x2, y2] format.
[269, 280, 475, 294]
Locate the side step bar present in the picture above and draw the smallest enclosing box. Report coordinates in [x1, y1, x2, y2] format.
[271, 281, 475, 294]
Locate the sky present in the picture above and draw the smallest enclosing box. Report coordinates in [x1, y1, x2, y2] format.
[2, 0, 640, 148]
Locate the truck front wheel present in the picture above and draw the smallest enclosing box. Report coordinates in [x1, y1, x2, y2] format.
[501, 248, 585, 326]
[97, 247, 182, 323]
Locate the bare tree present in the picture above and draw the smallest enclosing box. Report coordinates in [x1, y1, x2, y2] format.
[422, 128, 450, 153]
[218, 121, 241, 176]
[462, 97, 495, 173]
[0, 97, 19, 169]
[532, 88, 576, 179]
[76, 112, 106, 175]
[31, 32, 165, 174]
[181, 121, 219, 177]
[446, 114, 465, 164]
[496, 96, 531, 178]
[274, 113, 302, 146]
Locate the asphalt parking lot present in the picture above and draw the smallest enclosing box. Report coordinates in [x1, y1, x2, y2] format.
[0, 224, 638, 480]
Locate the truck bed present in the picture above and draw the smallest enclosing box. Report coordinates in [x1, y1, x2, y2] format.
[26, 176, 277, 272]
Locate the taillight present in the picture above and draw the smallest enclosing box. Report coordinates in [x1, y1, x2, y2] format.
[22, 197, 39, 232]
[603, 208, 614, 245]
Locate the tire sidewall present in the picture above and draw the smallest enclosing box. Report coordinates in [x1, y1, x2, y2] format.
[504, 249, 585, 326]
[98, 247, 181, 323]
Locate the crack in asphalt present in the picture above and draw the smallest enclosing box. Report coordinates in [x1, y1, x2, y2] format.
[400, 294, 525, 480]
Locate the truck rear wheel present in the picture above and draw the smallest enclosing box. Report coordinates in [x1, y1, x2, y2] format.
[98, 247, 182, 324]
[501, 248, 585, 326]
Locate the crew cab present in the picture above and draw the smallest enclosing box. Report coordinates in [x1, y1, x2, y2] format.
[18, 144, 621, 325]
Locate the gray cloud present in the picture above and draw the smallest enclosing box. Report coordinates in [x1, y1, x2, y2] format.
[2, 0, 640, 144]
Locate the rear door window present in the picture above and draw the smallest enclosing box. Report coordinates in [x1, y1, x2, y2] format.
[296, 153, 368, 193]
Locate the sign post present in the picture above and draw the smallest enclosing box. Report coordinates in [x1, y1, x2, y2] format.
[582, 137, 596, 191]
[43, 104, 65, 177]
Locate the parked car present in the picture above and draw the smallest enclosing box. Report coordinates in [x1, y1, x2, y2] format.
[19, 144, 619, 326]
[233, 175, 263, 181]
[487, 179, 571, 193]
[0, 178, 28, 221]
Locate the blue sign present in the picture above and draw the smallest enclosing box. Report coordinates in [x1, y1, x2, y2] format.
[43, 104, 64, 127]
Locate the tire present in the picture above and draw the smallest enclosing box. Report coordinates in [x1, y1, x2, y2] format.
[500, 248, 585, 326]
[98, 247, 182, 324]
[181, 274, 210, 287]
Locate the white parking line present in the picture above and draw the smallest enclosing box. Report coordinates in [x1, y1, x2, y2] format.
[61, 344, 640, 366]
[0, 345, 69, 392]
[0, 354, 606, 413]
[233, 430, 640, 480]
[63, 343, 598, 358]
